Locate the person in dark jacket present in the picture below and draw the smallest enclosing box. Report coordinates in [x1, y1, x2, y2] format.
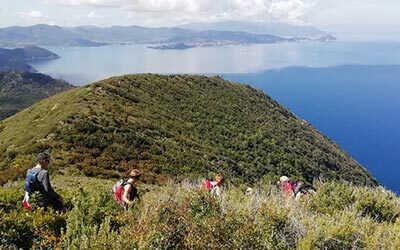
[23, 152, 65, 211]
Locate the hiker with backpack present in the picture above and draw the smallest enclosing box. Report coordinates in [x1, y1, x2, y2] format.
[23, 152, 65, 211]
[203, 174, 224, 197]
[278, 176, 316, 200]
[113, 169, 141, 211]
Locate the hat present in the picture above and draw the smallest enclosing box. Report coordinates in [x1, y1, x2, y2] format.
[280, 176, 290, 182]
[245, 187, 254, 195]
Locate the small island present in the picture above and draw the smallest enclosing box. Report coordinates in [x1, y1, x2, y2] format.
[148, 43, 196, 50]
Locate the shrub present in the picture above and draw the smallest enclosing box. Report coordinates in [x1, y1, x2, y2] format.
[0, 210, 33, 249]
[63, 187, 122, 248]
[298, 213, 366, 250]
[354, 187, 400, 223]
[0, 187, 23, 212]
[0, 177, 399, 249]
[0, 209, 66, 249]
[304, 181, 355, 215]
[365, 219, 400, 249]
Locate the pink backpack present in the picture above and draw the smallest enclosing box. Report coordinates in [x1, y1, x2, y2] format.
[203, 179, 211, 191]
[112, 179, 127, 204]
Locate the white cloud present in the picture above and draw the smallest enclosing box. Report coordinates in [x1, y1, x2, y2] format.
[45, 0, 313, 25]
[21, 10, 43, 18]
[44, 0, 124, 7]
[18, 10, 56, 25]
[30, 10, 44, 18]
[87, 11, 95, 18]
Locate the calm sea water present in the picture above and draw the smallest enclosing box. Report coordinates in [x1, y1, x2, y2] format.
[32, 40, 400, 86]
[225, 65, 400, 194]
[31, 39, 400, 193]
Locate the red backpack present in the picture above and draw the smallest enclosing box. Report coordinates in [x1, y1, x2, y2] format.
[112, 179, 127, 204]
[203, 179, 211, 191]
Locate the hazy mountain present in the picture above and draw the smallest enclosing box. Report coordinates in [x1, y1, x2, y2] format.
[0, 24, 333, 48]
[65, 25, 191, 44]
[0, 58, 36, 73]
[0, 46, 60, 72]
[0, 71, 73, 120]
[315, 35, 337, 42]
[0, 46, 59, 61]
[0, 74, 375, 186]
[0, 24, 107, 47]
[179, 21, 328, 37]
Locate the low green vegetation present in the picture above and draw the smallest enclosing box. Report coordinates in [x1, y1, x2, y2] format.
[0, 74, 376, 187]
[0, 176, 399, 249]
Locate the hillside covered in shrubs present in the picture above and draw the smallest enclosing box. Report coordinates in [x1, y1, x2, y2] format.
[0, 74, 396, 249]
[0, 176, 399, 249]
[0, 74, 375, 186]
[0, 71, 73, 120]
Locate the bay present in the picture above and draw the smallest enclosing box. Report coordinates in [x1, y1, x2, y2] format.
[31, 40, 400, 86]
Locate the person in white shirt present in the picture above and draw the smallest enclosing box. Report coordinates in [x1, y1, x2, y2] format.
[210, 174, 224, 197]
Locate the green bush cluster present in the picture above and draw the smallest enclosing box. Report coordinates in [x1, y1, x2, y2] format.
[1, 177, 399, 249]
[131, 185, 296, 249]
[305, 182, 400, 222]
[63, 187, 136, 250]
[299, 213, 366, 249]
[0, 206, 66, 249]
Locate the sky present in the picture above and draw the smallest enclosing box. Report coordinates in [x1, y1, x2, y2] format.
[1, 0, 399, 33]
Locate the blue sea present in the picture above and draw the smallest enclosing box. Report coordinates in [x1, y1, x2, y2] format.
[31, 36, 400, 193]
[224, 65, 400, 193]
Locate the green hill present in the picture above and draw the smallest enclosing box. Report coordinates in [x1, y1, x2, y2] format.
[0, 74, 376, 186]
[0, 71, 73, 120]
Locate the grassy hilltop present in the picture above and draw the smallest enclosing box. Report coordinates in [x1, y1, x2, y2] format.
[1, 74, 399, 249]
[0, 74, 375, 186]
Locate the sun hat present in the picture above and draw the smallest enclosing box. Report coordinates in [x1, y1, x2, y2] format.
[280, 176, 290, 182]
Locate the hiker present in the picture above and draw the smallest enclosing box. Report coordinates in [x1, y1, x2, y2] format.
[23, 152, 65, 211]
[204, 174, 224, 197]
[278, 176, 315, 200]
[113, 169, 141, 211]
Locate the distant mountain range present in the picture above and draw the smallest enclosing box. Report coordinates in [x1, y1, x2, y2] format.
[0, 46, 60, 72]
[179, 21, 328, 37]
[0, 23, 335, 49]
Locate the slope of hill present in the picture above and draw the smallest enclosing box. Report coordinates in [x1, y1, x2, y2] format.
[0, 74, 376, 186]
[0, 46, 60, 72]
[0, 58, 35, 72]
[0, 71, 73, 120]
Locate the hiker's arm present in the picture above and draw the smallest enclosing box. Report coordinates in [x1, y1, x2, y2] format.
[122, 185, 134, 205]
[39, 171, 62, 201]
